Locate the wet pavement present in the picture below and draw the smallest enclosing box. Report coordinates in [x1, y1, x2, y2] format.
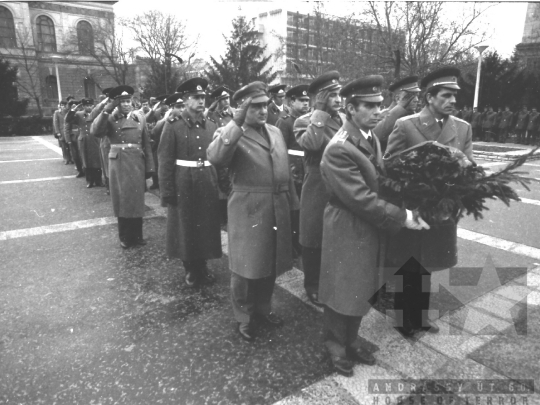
[1, 136, 540, 404]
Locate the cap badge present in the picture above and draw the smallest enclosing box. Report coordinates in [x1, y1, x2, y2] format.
[196, 85, 202, 91]
[222, 91, 229, 96]
[302, 91, 307, 95]
[373, 87, 378, 92]
[278, 89, 285, 94]
[121, 91, 129, 96]
[452, 77, 456, 82]
[332, 79, 337, 84]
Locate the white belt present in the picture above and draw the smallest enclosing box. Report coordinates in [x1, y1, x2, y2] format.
[176, 159, 212, 167]
[288, 150, 304, 157]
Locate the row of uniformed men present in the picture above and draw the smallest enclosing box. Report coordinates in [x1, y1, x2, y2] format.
[77, 66, 471, 377]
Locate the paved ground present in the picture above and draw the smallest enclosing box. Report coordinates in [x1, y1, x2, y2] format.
[1, 136, 540, 404]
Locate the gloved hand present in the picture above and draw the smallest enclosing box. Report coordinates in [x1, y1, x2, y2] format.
[398, 91, 418, 113]
[314, 90, 329, 111]
[71, 103, 82, 112]
[152, 101, 162, 112]
[404, 209, 431, 230]
[104, 98, 119, 114]
[233, 97, 252, 127]
[208, 99, 219, 113]
[162, 195, 177, 206]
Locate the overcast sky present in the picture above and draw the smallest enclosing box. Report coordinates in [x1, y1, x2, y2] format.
[113, 1, 529, 61]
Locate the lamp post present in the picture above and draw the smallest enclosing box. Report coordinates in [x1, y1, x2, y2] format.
[51, 55, 63, 102]
[473, 45, 489, 109]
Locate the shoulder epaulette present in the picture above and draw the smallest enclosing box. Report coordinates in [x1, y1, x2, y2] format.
[399, 113, 420, 122]
[168, 116, 179, 123]
[452, 116, 470, 125]
[331, 129, 349, 144]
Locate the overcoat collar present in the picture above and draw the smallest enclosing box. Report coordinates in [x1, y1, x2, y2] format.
[414, 106, 457, 145]
[242, 124, 273, 150]
[343, 119, 384, 172]
[181, 109, 206, 128]
[84, 112, 93, 122]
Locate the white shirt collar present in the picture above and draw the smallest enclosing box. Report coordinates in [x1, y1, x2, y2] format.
[359, 128, 373, 140]
[276, 104, 283, 111]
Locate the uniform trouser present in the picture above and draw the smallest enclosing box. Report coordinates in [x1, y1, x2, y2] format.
[68, 142, 83, 173]
[394, 271, 432, 329]
[58, 139, 72, 162]
[483, 128, 493, 141]
[527, 130, 538, 145]
[231, 272, 277, 323]
[516, 129, 526, 143]
[182, 259, 207, 275]
[472, 128, 480, 141]
[499, 128, 508, 143]
[302, 247, 321, 294]
[85, 168, 103, 185]
[117, 217, 143, 244]
[291, 210, 301, 255]
[323, 306, 363, 356]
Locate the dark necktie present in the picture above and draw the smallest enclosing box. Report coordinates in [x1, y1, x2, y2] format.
[438, 119, 443, 129]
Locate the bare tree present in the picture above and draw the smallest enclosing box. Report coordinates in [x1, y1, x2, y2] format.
[122, 10, 198, 95]
[0, 26, 44, 116]
[360, 1, 492, 77]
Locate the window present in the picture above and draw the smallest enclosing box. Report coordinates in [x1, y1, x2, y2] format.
[0, 6, 16, 48]
[45, 75, 58, 100]
[77, 20, 94, 55]
[84, 77, 96, 99]
[36, 15, 56, 52]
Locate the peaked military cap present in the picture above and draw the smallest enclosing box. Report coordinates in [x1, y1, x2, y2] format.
[308, 71, 341, 94]
[155, 94, 169, 102]
[388, 75, 421, 93]
[233, 81, 269, 104]
[66, 95, 74, 101]
[176, 77, 208, 96]
[102, 87, 114, 97]
[340, 75, 384, 103]
[268, 84, 287, 95]
[421, 67, 460, 90]
[109, 85, 135, 100]
[286, 84, 310, 99]
[164, 93, 185, 106]
[210, 85, 233, 101]
[81, 98, 94, 106]
[67, 99, 81, 106]
[59, 100, 67, 106]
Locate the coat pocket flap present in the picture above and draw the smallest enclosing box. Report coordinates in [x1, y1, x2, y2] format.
[108, 151, 118, 159]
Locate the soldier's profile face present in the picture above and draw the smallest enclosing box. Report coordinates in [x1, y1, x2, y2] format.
[218, 97, 230, 109]
[348, 100, 381, 132]
[327, 91, 342, 113]
[245, 102, 268, 127]
[186, 94, 205, 113]
[291, 97, 310, 114]
[427, 88, 457, 117]
[274, 94, 285, 106]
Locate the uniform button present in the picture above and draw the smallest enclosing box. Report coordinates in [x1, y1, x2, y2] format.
[318, 122, 321, 125]
[198, 147, 202, 150]
[196, 124, 199, 127]
[196, 136, 199, 139]
[224, 138, 229, 144]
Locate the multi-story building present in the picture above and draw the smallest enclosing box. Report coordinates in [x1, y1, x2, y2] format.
[0, 1, 130, 116]
[251, 8, 397, 86]
[516, 3, 540, 71]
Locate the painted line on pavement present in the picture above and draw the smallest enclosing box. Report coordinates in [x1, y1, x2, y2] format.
[458, 228, 540, 260]
[0, 147, 50, 151]
[0, 158, 62, 163]
[31, 136, 63, 155]
[0, 176, 76, 185]
[520, 197, 540, 206]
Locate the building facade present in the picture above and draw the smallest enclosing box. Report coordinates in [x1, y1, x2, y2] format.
[0, 1, 124, 116]
[516, 3, 540, 71]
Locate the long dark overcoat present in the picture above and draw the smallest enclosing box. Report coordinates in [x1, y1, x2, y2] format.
[293, 110, 344, 248]
[320, 120, 406, 316]
[385, 106, 474, 271]
[158, 110, 222, 261]
[66, 108, 102, 169]
[515, 112, 529, 130]
[91, 110, 154, 217]
[207, 120, 298, 279]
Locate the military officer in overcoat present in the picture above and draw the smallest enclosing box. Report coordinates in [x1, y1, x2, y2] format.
[66, 98, 104, 188]
[293, 71, 344, 307]
[319, 76, 427, 376]
[482, 106, 498, 142]
[385, 67, 475, 336]
[53, 100, 73, 165]
[276, 84, 310, 256]
[90, 85, 155, 248]
[498, 106, 513, 143]
[64, 100, 84, 178]
[207, 82, 298, 342]
[146, 94, 170, 190]
[373, 76, 420, 152]
[471, 107, 482, 141]
[267, 84, 289, 126]
[206, 85, 235, 224]
[158, 78, 222, 287]
[514, 106, 529, 144]
[526, 107, 539, 145]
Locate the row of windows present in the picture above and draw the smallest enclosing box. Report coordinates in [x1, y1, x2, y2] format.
[44, 75, 97, 100]
[0, 5, 94, 54]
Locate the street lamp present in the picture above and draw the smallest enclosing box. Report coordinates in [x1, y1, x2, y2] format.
[473, 45, 489, 109]
[51, 55, 63, 102]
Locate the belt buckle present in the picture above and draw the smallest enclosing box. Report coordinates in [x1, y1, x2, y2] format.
[197, 160, 204, 168]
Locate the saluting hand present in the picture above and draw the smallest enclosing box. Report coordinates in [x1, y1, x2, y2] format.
[71, 103, 82, 112]
[208, 100, 219, 113]
[152, 101, 162, 111]
[104, 98, 120, 114]
[233, 97, 252, 128]
[314, 91, 328, 112]
[398, 91, 418, 112]
[100, 97, 109, 106]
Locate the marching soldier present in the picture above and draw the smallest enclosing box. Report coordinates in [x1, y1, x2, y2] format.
[293, 71, 344, 307]
[267, 84, 289, 126]
[385, 67, 474, 337]
[498, 106, 513, 144]
[63, 101, 84, 178]
[374, 76, 420, 152]
[158, 78, 222, 287]
[208, 81, 298, 342]
[276, 84, 310, 256]
[90, 85, 155, 248]
[65, 98, 104, 188]
[471, 107, 482, 141]
[514, 106, 529, 144]
[146, 94, 169, 190]
[53, 100, 73, 165]
[319, 76, 427, 375]
[527, 107, 540, 145]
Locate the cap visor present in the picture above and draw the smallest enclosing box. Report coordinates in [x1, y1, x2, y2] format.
[359, 95, 384, 103]
[251, 94, 269, 103]
[442, 84, 461, 90]
[405, 88, 422, 93]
